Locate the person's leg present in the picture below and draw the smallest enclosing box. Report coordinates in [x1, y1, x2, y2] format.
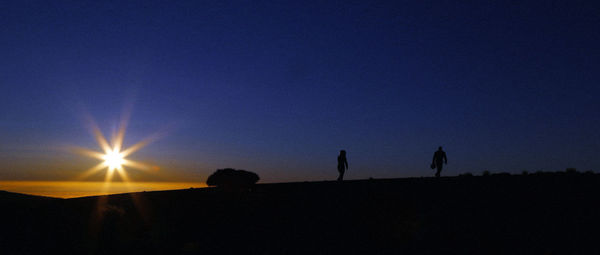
[338, 170, 344, 181]
[436, 164, 442, 177]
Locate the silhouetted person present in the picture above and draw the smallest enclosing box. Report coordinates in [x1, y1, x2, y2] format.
[432, 146, 447, 177]
[337, 150, 348, 181]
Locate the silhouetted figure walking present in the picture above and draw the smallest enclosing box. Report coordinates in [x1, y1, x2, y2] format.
[337, 150, 348, 181]
[432, 146, 447, 177]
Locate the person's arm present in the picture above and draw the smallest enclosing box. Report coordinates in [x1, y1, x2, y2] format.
[344, 159, 349, 170]
[432, 153, 436, 164]
[444, 153, 448, 164]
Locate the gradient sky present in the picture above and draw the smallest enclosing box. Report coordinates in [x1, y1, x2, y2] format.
[1, 0, 599, 186]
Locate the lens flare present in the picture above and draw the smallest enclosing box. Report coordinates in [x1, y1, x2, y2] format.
[72, 112, 162, 184]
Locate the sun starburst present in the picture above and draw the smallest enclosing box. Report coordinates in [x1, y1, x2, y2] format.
[73, 113, 160, 183]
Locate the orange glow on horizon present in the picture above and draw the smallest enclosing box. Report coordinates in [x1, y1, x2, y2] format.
[0, 181, 207, 199]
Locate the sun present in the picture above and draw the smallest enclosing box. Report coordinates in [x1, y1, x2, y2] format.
[103, 149, 125, 170]
[72, 113, 160, 183]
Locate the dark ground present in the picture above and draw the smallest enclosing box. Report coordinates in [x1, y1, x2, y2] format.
[1, 173, 599, 255]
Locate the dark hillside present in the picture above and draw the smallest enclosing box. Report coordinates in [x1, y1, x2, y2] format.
[2, 174, 599, 254]
[0, 191, 59, 254]
[0, 190, 58, 205]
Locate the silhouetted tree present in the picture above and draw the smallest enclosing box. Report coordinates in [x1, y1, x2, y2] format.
[206, 168, 259, 192]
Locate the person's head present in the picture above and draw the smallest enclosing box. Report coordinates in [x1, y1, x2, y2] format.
[438, 146, 443, 151]
[340, 150, 346, 156]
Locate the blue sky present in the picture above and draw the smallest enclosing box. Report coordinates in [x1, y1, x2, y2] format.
[1, 0, 599, 183]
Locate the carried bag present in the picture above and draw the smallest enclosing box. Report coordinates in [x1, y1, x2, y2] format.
[430, 163, 436, 169]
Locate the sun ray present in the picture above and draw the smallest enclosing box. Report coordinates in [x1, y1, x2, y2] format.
[92, 125, 112, 153]
[115, 166, 130, 183]
[122, 159, 151, 171]
[70, 147, 106, 160]
[112, 119, 128, 153]
[83, 112, 113, 153]
[77, 162, 109, 180]
[105, 168, 116, 182]
[120, 133, 161, 157]
[113, 108, 132, 152]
